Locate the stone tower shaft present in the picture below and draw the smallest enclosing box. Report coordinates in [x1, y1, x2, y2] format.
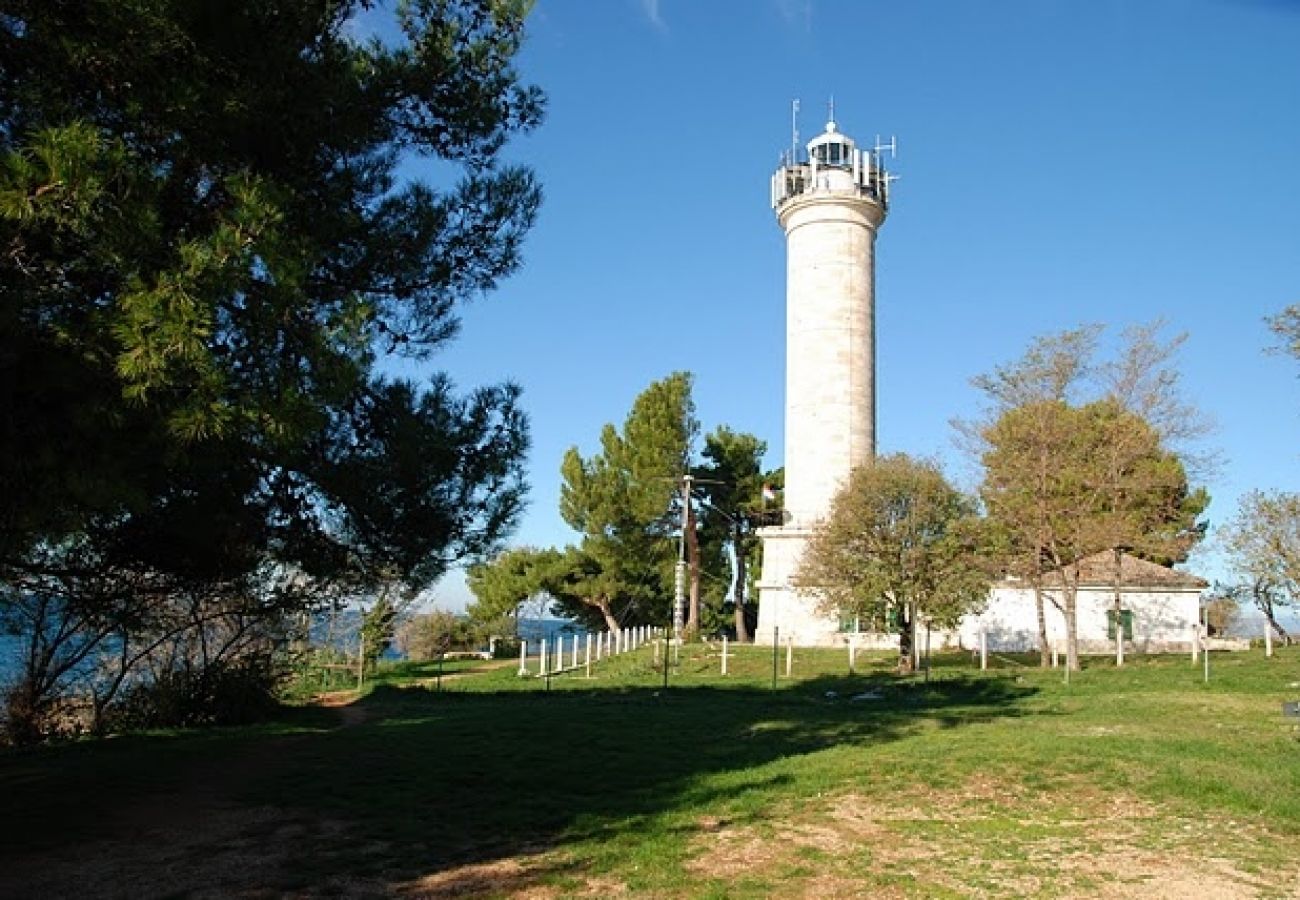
[756, 117, 890, 646]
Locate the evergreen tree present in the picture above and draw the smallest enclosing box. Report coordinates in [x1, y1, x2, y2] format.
[0, 0, 543, 738]
[694, 427, 779, 642]
[558, 373, 697, 630]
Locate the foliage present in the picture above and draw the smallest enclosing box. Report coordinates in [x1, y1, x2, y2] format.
[970, 324, 1210, 669]
[1202, 586, 1241, 637]
[1220, 490, 1300, 643]
[360, 595, 399, 672]
[555, 373, 698, 630]
[1267, 304, 1300, 361]
[394, 609, 480, 661]
[694, 427, 781, 641]
[465, 546, 554, 624]
[0, 0, 543, 740]
[798, 454, 989, 671]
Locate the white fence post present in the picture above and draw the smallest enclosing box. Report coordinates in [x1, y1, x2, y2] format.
[722, 635, 729, 676]
[1265, 619, 1274, 658]
[980, 628, 988, 671]
[785, 636, 794, 677]
[518, 639, 528, 676]
[1191, 625, 1199, 663]
[585, 633, 592, 677]
[539, 639, 548, 676]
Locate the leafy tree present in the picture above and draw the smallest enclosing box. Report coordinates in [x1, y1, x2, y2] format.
[360, 593, 401, 672]
[694, 427, 780, 642]
[963, 327, 1100, 666]
[465, 546, 555, 628]
[1221, 490, 1300, 645]
[970, 324, 1209, 670]
[0, 0, 543, 740]
[559, 373, 697, 632]
[979, 400, 1095, 669]
[1081, 398, 1209, 664]
[797, 455, 989, 673]
[1202, 585, 1242, 638]
[395, 609, 481, 661]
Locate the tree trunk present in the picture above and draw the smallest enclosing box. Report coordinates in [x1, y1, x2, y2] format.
[1033, 582, 1050, 667]
[1064, 581, 1080, 671]
[586, 596, 620, 633]
[1259, 599, 1296, 646]
[1112, 547, 1125, 667]
[733, 523, 750, 644]
[897, 602, 915, 674]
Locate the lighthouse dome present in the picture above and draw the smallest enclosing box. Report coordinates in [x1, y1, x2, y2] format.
[806, 120, 856, 168]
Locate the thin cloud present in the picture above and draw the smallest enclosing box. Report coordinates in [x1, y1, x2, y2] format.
[638, 0, 668, 31]
[775, 0, 813, 32]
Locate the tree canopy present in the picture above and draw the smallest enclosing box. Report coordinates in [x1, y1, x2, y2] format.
[694, 427, 781, 642]
[1221, 490, 1300, 644]
[971, 324, 1210, 669]
[2, 0, 541, 593]
[554, 372, 697, 630]
[0, 0, 544, 741]
[798, 454, 989, 672]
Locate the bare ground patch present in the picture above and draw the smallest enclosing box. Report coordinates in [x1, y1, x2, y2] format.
[685, 779, 1300, 898]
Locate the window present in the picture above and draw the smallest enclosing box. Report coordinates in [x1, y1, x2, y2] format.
[1106, 609, 1134, 641]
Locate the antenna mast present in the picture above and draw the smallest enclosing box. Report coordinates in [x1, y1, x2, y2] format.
[790, 99, 800, 165]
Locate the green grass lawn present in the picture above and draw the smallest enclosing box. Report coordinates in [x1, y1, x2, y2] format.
[3, 643, 1299, 898]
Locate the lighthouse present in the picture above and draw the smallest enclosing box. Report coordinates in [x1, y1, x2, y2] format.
[756, 112, 892, 646]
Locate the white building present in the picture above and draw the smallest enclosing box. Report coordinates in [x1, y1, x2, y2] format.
[756, 114, 892, 646]
[960, 552, 1207, 654]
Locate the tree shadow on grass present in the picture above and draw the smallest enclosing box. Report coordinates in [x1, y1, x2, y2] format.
[257, 672, 1038, 890]
[0, 671, 1037, 896]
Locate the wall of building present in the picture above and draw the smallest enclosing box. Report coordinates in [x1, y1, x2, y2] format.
[957, 585, 1203, 653]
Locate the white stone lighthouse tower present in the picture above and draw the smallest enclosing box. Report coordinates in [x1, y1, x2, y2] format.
[755, 113, 891, 646]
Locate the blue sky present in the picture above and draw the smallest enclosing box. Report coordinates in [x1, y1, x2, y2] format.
[394, 0, 1300, 610]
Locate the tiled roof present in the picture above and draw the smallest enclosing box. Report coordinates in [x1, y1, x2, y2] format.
[1041, 550, 1207, 590]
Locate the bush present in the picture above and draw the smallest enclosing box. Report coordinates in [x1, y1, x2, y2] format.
[105, 657, 284, 731]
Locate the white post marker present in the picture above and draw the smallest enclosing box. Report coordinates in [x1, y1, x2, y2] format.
[540, 639, 548, 676]
[1265, 619, 1274, 658]
[573, 634, 580, 669]
[722, 635, 729, 676]
[585, 633, 592, 678]
[1191, 625, 1198, 663]
[1051, 641, 1058, 669]
[654, 634, 660, 665]
[518, 639, 528, 676]
[786, 635, 794, 677]
[980, 628, 988, 672]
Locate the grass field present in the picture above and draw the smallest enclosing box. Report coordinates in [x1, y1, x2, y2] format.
[2, 643, 1298, 898]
